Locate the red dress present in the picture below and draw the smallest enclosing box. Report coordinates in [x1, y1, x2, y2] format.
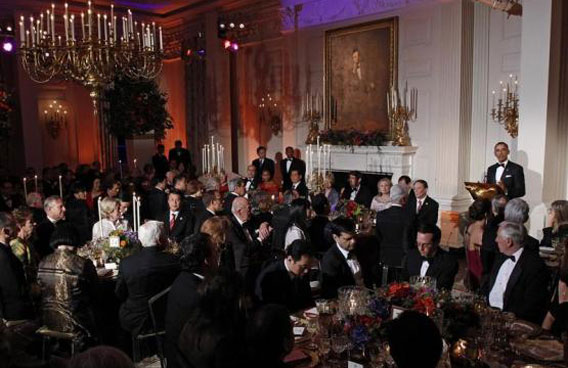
[259, 181, 280, 196]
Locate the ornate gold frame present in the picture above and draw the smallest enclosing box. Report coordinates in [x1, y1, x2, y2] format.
[324, 17, 398, 140]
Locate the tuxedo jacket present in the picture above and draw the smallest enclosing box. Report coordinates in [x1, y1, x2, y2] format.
[168, 147, 192, 170]
[144, 187, 168, 221]
[482, 250, 549, 323]
[255, 260, 314, 313]
[341, 185, 373, 208]
[0, 243, 33, 320]
[244, 177, 258, 191]
[252, 158, 275, 182]
[194, 210, 215, 233]
[34, 219, 73, 259]
[152, 153, 169, 177]
[184, 195, 205, 216]
[226, 216, 265, 292]
[321, 245, 356, 299]
[404, 248, 458, 291]
[308, 215, 331, 254]
[375, 206, 411, 267]
[160, 209, 195, 243]
[280, 158, 306, 189]
[406, 191, 439, 226]
[290, 182, 309, 198]
[115, 247, 180, 334]
[486, 161, 525, 199]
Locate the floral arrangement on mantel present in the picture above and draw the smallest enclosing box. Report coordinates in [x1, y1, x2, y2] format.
[319, 129, 388, 147]
[0, 87, 14, 141]
[105, 76, 173, 139]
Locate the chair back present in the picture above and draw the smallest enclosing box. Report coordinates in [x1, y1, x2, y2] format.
[148, 286, 171, 335]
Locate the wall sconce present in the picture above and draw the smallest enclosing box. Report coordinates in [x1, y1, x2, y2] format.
[43, 100, 67, 139]
[258, 92, 281, 136]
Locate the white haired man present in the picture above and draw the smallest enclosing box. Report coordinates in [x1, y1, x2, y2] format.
[115, 221, 180, 338]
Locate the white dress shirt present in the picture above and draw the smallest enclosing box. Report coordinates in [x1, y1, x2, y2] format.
[284, 225, 305, 250]
[420, 259, 430, 277]
[286, 158, 292, 173]
[335, 243, 363, 285]
[349, 186, 360, 201]
[489, 247, 524, 310]
[495, 160, 508, 183]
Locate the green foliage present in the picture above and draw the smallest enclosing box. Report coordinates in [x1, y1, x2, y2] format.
[319, 129, 388, 147]
[104, 77, 173, 139]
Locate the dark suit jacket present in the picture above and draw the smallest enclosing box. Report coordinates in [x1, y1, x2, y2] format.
[168, 147, 193, 171]
[160, 210, 195, 243]
[487, 161, 525, 199]
[255, 260, 313, 313]
[405, 193, 439, 248]
[145, 187, 168, 221]
[321, 245, 356, 299]
[115, 247, 180, 334]
[280, 158, 306, 189]
[65, 197, 92, 245]
[224, 192, 239, 215]
[308, 215, 331, 254]
[165, 271, 202, 368]
[245, 177, 259, 192]
[375, 205, 410, 267]
[194, 210, 215, 233]
[184, 195, 205, 215]
[482, 250, 549, 323]
[34, 219, 71, 259]
[0, 243, 33, 320]
[152, 153, 169, 177]
[404, 248, 458, 291]
[0, 195, 22, 212]
[341, 185, 373, 208]
[252, 158, 275, 182]
[290, 182, 309, 198]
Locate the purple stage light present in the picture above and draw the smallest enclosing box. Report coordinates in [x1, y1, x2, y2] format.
[2, 41, 13, 52]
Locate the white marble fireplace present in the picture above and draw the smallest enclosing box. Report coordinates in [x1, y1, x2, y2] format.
[328, 145, 418, 180]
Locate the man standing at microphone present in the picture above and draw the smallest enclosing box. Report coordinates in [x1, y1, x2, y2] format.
[486, 142, 525, 199]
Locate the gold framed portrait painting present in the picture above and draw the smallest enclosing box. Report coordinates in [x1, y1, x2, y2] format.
[325, 17, 398, 135]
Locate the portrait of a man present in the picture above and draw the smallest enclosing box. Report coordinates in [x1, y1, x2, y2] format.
[325, 18, 398, 133]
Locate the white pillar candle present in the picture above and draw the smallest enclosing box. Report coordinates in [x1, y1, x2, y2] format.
[58, 175, 63, 198]
[23, 178, 28, 200]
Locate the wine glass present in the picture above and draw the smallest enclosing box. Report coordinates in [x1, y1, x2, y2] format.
[306, 318, 319, 350]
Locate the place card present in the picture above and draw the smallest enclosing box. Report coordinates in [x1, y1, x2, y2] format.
[293, 327, 305, 336]
[109, 236, 120, 248]
[348, 361, 364, 368]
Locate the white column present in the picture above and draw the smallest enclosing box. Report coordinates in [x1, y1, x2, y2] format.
[517, 0, 560, 237]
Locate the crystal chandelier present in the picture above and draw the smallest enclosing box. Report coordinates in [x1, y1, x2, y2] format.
[17, 1, 164, 100]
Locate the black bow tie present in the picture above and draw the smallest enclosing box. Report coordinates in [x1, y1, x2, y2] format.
[421, 256, 434, 263]
[347, 252, 356, 260]
[498, 163, 505, 168]
[505, 255, 516, 262]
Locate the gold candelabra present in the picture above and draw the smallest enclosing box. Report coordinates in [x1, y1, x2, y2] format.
[18, 1, 164, 103]
[302, 92, 323, 144]
[491, 74, 519, 139]
[387, 82, 417, 146]
[472, 0, 522, 17]
[43, 100, 68, 139]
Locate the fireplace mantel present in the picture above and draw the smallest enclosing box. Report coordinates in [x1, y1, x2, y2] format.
[328, 145, 418, 180]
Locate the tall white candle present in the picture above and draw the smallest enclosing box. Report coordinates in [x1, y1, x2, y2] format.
[70, 16, 75, 41]
[104, 15, 108, 41]
[34, 175, 38, 192]
[23, 178, 28, 200]
[58, 175, 63, 198]
[19, 18, 24, 44]
[98, 197, 103, 236]
[119, 160, 123, 179]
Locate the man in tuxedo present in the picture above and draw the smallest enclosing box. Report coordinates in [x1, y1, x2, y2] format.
[481, 194, 507, 281]
[321, 217, 363, 299]
[255, 239, 314, 312]
[35, 196, 67, 259]
[252, 146, 275, 184]
[397, 175, 412, 193]
[307, 194, 331, 255]
[168, 140, 193, 173]
[375, 184, 410, 268]
[404, 223, 458, 290]
[341, 171, 372, 208]
[160, 191, 195, 243]
[227, 197, 272, 292]
[0, 212, 34, 321]
[483, 221, 549, 323]
[280, 146, 306, 190]
[144, 175, 168, 220]
[486, 142, 525, 199]
[244, 165, 258, 192]
[289, 169, 308, 198]
[116, 221, 180, 335]
[224, 179, 246, 215]
[194, 190, 223, 233]
[152, 144, 169, 178]
[185, 180, 205, 214]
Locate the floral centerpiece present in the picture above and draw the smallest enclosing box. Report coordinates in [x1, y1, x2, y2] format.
[384, 282, 438, 315]
[78, 229, 141, 265]
[337, 200, 367, 221]
[319, 129, 388, 148]
[343, 296, 391, 349]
